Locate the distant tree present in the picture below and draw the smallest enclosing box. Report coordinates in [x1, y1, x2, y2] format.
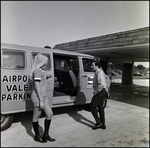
[136, 64, 145, 70]
[136, 64, 146, 74]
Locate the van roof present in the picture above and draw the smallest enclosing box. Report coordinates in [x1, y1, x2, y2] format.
[1, 43, 94, 58]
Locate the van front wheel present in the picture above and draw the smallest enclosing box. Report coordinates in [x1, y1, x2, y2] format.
[1, 114, 14, 131]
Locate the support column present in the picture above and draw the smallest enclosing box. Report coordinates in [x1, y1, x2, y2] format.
[100, 60, 108, 74]
[122, 63, 134, 85]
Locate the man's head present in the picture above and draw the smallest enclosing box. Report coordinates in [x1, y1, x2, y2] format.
[91, 57, 101, 71]
[91, 61, 101, 72]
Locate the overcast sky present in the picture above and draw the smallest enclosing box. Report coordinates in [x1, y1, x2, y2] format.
[1, 1, 149, 67]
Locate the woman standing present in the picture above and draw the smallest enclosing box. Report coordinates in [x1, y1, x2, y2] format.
[30, 53, 55, 143]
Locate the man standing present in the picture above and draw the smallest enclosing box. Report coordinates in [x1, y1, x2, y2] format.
[90, 58, 107, 130]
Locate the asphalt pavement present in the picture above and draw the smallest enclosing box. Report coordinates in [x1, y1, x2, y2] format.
[109, 81, 149, 109]
[1, 79, 149, 147]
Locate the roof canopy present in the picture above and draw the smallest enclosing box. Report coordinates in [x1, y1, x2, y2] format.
[54, 27, 149, 63]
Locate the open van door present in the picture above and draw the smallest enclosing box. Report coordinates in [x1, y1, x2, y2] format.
[78, 57, 94, 103]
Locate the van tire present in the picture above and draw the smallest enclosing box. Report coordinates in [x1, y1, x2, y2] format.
[1, 114, 14, 131]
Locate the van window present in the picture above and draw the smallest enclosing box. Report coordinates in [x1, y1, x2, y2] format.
[55, 59, 70, 71]
[54, 55, 79, 75]
[69, 59, 79, 70]
[1, 49, 25, 69]
[82, 58, 93, 72]
[32, 52, 51, 70]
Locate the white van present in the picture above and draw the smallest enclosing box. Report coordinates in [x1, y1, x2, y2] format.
[1, 43, 108, 131]
[146, 71, 149, 79]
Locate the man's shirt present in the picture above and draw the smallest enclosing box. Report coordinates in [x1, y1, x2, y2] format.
[93, 68, 107, 94]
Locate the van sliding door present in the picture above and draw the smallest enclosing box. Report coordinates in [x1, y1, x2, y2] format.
[79, 57, 94, 103]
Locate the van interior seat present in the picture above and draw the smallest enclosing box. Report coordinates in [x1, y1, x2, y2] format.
[61, 70, 77, 88]
[54, 70, 64, 85]
[54, 69, 77, 88]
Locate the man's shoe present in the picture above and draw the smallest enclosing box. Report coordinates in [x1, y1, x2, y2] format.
[34, 135, 47, 143]
[92, 123, 102, 130]
[100, 124, 106, 129]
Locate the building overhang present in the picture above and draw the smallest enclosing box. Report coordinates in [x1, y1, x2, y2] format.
[53, 27, 149, 63]
[76, 43, 149, 63]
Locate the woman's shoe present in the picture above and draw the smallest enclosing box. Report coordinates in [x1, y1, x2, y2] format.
[43, 134, 55, 142]
[32, 121, 47, 143]
[43, 119, 56, 142]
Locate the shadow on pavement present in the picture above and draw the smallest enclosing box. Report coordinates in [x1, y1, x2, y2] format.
[53, 104, 95, 128]
[13, 111, 45, 139]
[12, 104, 93, 137]
[67, 109, 95, 128]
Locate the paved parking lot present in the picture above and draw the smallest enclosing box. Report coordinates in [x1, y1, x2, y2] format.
[1, 79, 149, 147]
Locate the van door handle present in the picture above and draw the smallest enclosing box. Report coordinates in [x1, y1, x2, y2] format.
[82, 75, 87, 78]
[46, 74, 52, 79]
